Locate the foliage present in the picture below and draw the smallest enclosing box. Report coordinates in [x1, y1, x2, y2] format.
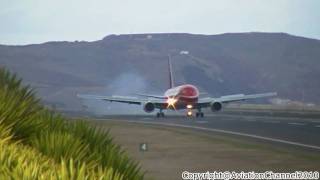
[0, 137, 123, 180]
[0, 68, 144, 179]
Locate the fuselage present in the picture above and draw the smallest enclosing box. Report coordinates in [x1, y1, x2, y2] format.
[164, 84, 199, 109]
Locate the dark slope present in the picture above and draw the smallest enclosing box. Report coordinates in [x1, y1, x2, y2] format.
[1, 32, 319, 110]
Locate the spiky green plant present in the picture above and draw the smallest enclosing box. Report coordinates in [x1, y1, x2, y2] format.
[0, 137, 124, 180]
[0, 68, 144, 179]
[0, 69, 43, 141]
[68, 121, 144, 179]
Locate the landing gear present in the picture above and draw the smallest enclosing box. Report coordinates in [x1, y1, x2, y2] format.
[187, 111, 193, 117]
[156, 109, 165, 118]
[196, 112, 204, 117]
[156, 112, 165, 118]
[196, 109, 204, 118]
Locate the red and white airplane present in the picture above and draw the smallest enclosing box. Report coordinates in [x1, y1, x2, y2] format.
[78, 56, 276, 117]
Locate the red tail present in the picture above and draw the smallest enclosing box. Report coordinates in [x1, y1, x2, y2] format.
[168, 54, 174, 89]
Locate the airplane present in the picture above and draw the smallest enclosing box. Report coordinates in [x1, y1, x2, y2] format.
[77, 55, 277, 118]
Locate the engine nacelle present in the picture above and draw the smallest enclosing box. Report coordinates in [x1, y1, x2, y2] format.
[143, 102, 155, 113]
[210, 101, 222, 112]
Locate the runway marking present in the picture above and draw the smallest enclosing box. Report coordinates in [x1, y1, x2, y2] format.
[108, 120, 320, 151]
[206, 114, 320, 123]
[311, 120, 320, 123]
[315, 125, 320, 128]
[288, 122, 305, 126]
[195, 121, 208, 124]
[243, 119, 256, 122]
[262, 120, 280, 124]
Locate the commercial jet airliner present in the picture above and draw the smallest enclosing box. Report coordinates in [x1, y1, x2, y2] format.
[78, 55, 276, 117]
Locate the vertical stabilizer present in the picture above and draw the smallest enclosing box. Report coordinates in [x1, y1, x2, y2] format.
[168, 54, 174, 88]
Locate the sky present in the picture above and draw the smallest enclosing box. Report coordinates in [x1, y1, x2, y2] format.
[1, 0, 319, 45]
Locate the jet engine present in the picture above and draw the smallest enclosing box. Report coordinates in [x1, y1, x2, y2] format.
[210, 101, 222, 112]
[143, 102, 155, 113]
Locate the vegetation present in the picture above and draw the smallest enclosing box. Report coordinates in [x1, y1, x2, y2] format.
[0, 68, 144, 179]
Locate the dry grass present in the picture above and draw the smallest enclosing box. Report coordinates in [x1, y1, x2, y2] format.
[91, 120, 320, 180]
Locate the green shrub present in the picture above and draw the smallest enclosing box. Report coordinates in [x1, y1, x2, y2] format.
[0, 138, 124, 180]
[0, 68, 144, 179]
[0, 69, 43, 141]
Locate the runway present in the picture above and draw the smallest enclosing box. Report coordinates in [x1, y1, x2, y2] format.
[94, 113, 320, 151]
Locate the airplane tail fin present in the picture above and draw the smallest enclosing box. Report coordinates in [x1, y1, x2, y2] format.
[168, 54, 174, 89]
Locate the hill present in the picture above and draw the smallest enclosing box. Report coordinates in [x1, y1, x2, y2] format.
[0, 32, 320, 111]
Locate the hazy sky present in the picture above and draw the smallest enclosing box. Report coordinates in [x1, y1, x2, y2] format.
[1, 0, 319, 45]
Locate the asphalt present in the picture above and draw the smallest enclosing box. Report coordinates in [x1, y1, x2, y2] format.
[92, 113, 320, 151]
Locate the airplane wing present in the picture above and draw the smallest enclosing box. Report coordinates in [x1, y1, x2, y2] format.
[196, 92, 277, 108]
[77, 94, 167, 108]
[134, 92, 208, 99]
[133, 93, 166, 99]
[78, 92, 276, 110]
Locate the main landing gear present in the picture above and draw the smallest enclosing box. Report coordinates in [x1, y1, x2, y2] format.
[196, 112, 204, 118]
[156, 109, 165, 118]
[196, 108, 204, 118]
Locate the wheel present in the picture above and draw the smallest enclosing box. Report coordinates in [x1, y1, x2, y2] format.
[200, 112, 204, 118]
[196, 112, 199, 117]
[160, 112, 165, 117]
[156, 113, 160, 118]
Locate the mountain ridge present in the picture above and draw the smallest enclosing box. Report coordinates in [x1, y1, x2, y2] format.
[2, 32, 319, 47]
[0, 32, 319, 111]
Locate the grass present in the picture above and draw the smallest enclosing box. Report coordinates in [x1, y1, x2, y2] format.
[91, 120, 320, 179]
[0, 68, 144, 179]
[97, 120, 320, 162]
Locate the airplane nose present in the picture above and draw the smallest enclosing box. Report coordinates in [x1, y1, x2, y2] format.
[181, 86, 199, 97]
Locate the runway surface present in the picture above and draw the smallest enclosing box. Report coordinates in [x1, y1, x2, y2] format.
[94, 113, 320, 151]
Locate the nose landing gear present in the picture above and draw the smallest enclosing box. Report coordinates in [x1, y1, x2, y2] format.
[187, 111, 193, 117]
